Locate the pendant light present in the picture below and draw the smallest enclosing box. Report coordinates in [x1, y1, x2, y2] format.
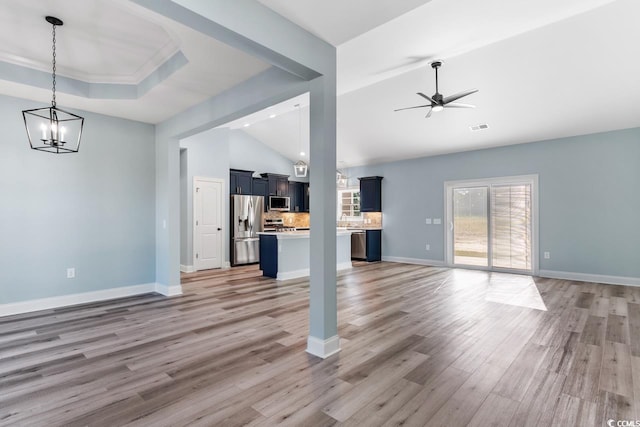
[22, 16, 84, 154]
[336, 170, 348, 188]
[293, 103, 308, 177]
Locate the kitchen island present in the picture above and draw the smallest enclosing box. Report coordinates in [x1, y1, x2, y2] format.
[258, 230, 352, 280]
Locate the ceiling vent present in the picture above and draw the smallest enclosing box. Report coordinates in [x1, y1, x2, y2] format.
[470, 123, 489, 131]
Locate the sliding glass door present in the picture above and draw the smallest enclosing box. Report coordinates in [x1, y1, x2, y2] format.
[446, 176, 537, 274]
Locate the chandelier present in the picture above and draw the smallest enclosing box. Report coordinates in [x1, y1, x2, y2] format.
[22, 16, 84, 154]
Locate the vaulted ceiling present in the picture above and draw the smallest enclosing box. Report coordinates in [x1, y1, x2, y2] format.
[2, 0, 639, 166]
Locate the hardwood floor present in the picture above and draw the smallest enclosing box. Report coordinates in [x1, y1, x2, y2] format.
[1, 262, 639, 426]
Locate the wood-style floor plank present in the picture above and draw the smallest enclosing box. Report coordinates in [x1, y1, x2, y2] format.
[0, 263, 638, 426]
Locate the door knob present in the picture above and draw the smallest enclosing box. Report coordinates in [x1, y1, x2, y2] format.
[217, 227, 222, 231]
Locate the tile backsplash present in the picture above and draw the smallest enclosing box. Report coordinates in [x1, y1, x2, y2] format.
[337, 212, 382, 228]
[265, 211, 382, 229]
[264, 211, 310, 228]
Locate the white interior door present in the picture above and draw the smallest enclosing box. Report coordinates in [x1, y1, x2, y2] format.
[194, 177, 223, 271]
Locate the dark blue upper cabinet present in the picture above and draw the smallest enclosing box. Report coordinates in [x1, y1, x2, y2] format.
[261, 173, 290, 196]
[230, 169, 254, 195]
[288, 181, 306, 212]
[252, 177, 269, 211]
[359, 176, 383, 212]
[302, 183, 310, 213]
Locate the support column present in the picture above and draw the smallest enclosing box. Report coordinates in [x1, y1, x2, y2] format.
[307, 72, 339, 358]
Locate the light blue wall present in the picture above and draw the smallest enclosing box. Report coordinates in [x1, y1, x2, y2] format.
[229, 129, 308, 181]
[0, 94, 156, 304]
[179, 128, 230, 267]
[345, 127, 640, 279]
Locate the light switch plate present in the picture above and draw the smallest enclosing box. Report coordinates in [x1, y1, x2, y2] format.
[433, 218, 442, 225]
[425, 218, 432, 224]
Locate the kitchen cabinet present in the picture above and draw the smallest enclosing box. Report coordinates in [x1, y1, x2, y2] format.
[366, 230, 382, 262]
[288, 181, 310, 213]
[289, 181, 304, 212]
[230, 169, 253, 195]
[261, 173, 289, 196]
[302, 183, 310, 213]
[351, 229, 382, 262]
[252, 177, 269, 211]
[359, 176, 383, 212]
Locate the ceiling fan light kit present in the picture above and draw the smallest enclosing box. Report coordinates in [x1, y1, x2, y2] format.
[394, 60, 478, 119]
[22, 16, 84, 154]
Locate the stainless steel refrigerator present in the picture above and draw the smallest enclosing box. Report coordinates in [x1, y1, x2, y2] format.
[231, 195, 264, 266]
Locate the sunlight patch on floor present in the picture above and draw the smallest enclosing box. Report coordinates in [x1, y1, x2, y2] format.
[485, 273, 547, 311]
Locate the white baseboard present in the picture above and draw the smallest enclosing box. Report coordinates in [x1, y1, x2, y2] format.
[180, 264, 195, 273]
[0, 283, 157, 317]
[338, 262, 353, 271]
[277, 268, 309, 281]
[306, 335, 341, 359]
[155, 283, 183, 296]
[277, 262, 352, 281]
[0, 281, 185, 317]
[223, 262, 231, 270]
[382, 256, 446, 267]
[382, 260, 639, 287]
[538, 270, 640, 287]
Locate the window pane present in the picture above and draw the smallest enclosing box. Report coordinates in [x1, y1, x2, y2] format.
[491, 184, 532, 270]
[453, 187, 488, 266]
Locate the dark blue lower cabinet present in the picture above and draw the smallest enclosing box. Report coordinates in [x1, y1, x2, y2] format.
[259, 235, 278, 278]
[366, 230, 382, 262]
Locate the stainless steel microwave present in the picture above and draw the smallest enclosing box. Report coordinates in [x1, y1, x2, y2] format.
[268, 196, 290, 211]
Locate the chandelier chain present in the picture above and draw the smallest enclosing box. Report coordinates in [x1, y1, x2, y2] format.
[51, 22, 57, 107]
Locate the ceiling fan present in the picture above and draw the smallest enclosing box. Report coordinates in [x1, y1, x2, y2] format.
[395, 61, 478, 118]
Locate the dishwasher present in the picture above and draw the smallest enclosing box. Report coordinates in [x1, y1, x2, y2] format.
[351, 230, 366, 260]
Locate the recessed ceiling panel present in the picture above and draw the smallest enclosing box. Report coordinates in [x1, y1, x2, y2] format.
[0, 0, 177, 83]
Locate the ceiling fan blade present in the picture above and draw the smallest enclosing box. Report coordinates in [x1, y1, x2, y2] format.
[444, 102, 476, 109]
[394, 104, 430, 112]
[425, 108, 433, 118]
[417, 92, 436, 104]
[443, 88, 478, 104]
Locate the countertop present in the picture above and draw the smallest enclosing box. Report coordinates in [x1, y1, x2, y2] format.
[338, 227, 383, 231]
[258, 230, 353, 240]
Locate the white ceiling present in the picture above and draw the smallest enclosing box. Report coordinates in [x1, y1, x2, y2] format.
[2, 0, 639, 166]
[244, 0, 640, 166]
[256, 0, 433, 46]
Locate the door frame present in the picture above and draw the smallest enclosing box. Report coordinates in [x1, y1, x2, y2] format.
[193, 176, 225, 271]
[444, 174, 539, 276]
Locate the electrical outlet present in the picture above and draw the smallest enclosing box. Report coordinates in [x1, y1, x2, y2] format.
[425, 244, 430, 251]
[425, 218, 432, 224]
[544, 251, 550, 259]
[67, 268, 75, 279]
[433, 218, 442, 225]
